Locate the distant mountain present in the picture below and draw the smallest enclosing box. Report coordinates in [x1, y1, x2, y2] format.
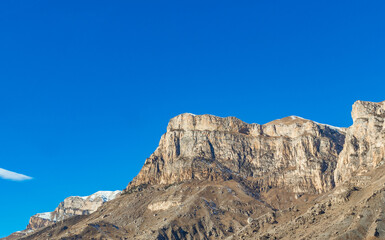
[6, 100, 385, 239]
[2, 191, 120, 240]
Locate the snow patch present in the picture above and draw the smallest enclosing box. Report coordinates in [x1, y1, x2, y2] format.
[290, 115, 304, 120]
[288, 116, 343, 131]
[80, 190, 121, 202]
[35, 212, 52, 220]
[312, 121, 344, 131]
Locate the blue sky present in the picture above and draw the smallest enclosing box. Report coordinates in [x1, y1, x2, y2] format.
[1, 0, 385, 237]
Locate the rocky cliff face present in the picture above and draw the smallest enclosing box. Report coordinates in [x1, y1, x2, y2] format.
[129, 113, 345, 194]
[335, 100, 385, 183]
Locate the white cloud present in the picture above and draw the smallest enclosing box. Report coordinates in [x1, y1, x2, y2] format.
[0, 168, 33, 181]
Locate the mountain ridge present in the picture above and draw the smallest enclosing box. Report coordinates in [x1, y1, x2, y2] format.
[5, 99, 385, 240]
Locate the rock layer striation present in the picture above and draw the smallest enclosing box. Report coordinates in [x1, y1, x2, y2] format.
[335, 100, 385, 183]
[129, 114, 346, 193]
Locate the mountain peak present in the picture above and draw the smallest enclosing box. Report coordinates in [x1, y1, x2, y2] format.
[352, 100, 385, 121]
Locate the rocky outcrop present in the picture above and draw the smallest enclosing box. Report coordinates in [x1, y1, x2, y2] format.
[28, 190, 121, 230]
[128, 114, 345, 194]
[26, 215, 51, 231]
[335, 100, 385, 183]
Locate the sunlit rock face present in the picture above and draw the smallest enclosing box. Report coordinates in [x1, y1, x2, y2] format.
[128, 113, 346, 194]
[335, 100, 385, 183]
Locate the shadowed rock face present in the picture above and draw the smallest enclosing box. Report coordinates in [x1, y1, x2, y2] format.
[129, 113, 346, 194]
[335, 100, 385, 183]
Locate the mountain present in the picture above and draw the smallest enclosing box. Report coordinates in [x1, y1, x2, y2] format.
[6, 100, 385, 239]
[2, 191, 121, 240]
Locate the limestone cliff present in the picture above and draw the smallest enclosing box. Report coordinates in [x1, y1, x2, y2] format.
[128, 114, 346, 194]
[335, 100, 385, 183]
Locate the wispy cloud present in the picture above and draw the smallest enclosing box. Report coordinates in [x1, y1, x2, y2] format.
[0, 168, 33, 181]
